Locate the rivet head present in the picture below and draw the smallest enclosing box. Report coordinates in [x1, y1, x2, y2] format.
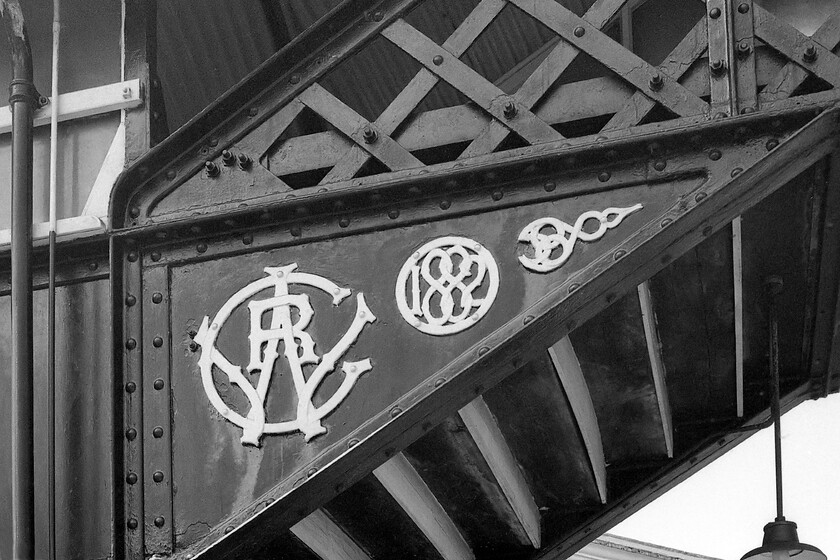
[544, 181, 556, 192]
[738, 2, 749, 13]
[154, 378, 165, 390]
[433, 54, 444, 65]
[154, 516, 165, 528]
[614, 249, 627, 260]
[126, 472, 138, 485]
[125, 338, 137, 350]
[125, 294, 137, 307]
[766, 138, 779, 151]
[196, 243, 208, 254]
[569, 283, 580, 293]
[348, 438, 359, 448]
[574, 26, 585, 37]
[491, 190, 503, 201]
[152, 426, 164, 439]
[153, 471, 164, 483]
[290, 74, 300, 84]
[129, 207, 140, 219]
[388, 209, 400, 219]
[598, 171, 611, 182]
[150, 251, 161, 262]
[339, 217, 350, 228]
[290, 225, 302, 237]
[740, 106, 755, 114]
[248, 107, 259, 117]
[127, 251, 139, 262]
[125, 381, 137, 394]
[709, 7, 721, 18]
[153, 337, 164, 348]
[695, 192, 708, 202]
[731, 167, 743, 177]
[224, 525, 234, 534]
[152, 292, 163, 304]
[478, 346, 490, 356]
[661, 217, 673, 227]
[709, 149, 722, 161]
[127, 519, 138, 530]
[126, 428, 137, 441]
[434, 378, 446, 387]
[242, 234, 253, 245]
[440, 200, 451, 210]
[653, 160, 666, 171]
[390, 407, 402, 418]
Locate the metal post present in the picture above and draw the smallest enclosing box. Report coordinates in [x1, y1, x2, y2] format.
[765, 274, 784, 521]
[1, 1, 37, 558]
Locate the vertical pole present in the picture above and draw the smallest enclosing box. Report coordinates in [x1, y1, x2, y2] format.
[47, 1, 61, 558]
[765, 274, 784, 521]
[1, 1, 37, 558]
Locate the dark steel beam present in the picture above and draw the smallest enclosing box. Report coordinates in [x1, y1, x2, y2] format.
[1, 1, 37, 558]
[177, 102, 840, 560]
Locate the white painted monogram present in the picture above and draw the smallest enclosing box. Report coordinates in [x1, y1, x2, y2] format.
[195, 264, 375, 446]
[396, 236, 499, 335]
[518, 204, 642, 273]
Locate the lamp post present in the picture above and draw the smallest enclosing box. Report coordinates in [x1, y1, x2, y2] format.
[740, 276, 826, 560]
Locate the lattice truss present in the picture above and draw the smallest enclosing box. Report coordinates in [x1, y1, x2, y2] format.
[239, 0, 840, 190]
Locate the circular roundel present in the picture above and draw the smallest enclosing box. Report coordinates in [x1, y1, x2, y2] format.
[395, 236, 499, 336]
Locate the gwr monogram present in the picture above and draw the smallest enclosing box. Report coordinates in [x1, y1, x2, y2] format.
[195, 264, 376, 445]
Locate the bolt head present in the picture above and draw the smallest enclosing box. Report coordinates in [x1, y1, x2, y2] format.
[503, 101, 517, 119]
[803, 45, 817, 63]
[362, 126, 378, 144]
[649, 73, 664, 91]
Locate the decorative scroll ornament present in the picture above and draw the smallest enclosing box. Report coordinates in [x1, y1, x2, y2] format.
[195, 264, 376, 446]
[396, 236, 499, 335]
[518, 204, 643, 273]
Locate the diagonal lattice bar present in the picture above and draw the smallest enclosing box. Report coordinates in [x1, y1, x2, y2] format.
[298, 83, 423, 172]
[601, 16, 708, 131]
[320, 0, 507, 184]
[759, 10, 840, 102]
[459, 0, 630, 158]
[510, 0, 708, 118]
[381, 19, 564, 146]
[754, 4, 840, 89]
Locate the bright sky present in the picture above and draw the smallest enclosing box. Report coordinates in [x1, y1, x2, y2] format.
[613, 393, 840, 560]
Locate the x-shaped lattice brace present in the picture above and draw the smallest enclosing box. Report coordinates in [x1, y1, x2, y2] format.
[210, 0, 840, 197]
